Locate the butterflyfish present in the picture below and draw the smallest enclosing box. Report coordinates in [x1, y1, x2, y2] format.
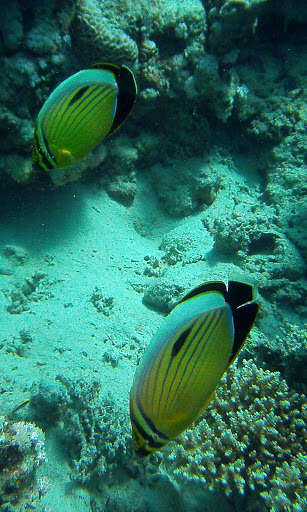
[130, 280, 258, 456]
[32, 62, 137, 171]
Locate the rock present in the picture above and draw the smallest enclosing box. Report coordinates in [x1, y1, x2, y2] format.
[143, 279, 185, 313]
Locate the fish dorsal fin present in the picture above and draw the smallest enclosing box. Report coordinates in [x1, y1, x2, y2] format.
[226, 281, 259, 364]
[90, 62, 120, 85]
[91, 62, 137, 135]
[174, 281, 227, 307]
[91, 62, 120, 73]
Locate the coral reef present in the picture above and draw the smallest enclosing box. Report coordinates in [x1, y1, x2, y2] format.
[100, 136, 138, 206]
[29, 378, 188, 512]
[71, 0, 139, 66]
[0, 0, 305, 196]
[247, 323, 307, 393]
[264, 110, 307, 261]
[104, 173, 137, 206]
[30, 378, 134, 486]
[0, 0, 210, 186]
[1, 1, 24, 52]
[164, 360, 307, 512]
[0, 0, 75, 184]
[0, 416, 47, 509]
[204, 0, 307, 57]
[2, 245, 29, 266]
[213, 213, 305, 277]
[3, 271, 55, 315]
[0, 2, 305, 511]
[203, 195, 306, 313]
[189, 52, 240, 122]
[159, 219, 214, 265]
[48, 144, 108, 187]
[151, 157, 220, 217]
[24, 0, 75, 56]
[3, 329, 34, 359]
[143, 279, 185, 313]
[90, 286, 115, 316]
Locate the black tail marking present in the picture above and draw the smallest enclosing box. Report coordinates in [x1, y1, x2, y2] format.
[227, 281, 254, 310]
[229, 301, 259, 364]
[109, 64, 137, 135]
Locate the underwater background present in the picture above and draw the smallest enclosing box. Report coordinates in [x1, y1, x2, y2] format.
[0, 0, 306, 511]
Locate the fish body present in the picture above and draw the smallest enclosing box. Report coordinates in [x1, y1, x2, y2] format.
[33, 63, 137, 171]
[130, 281, 258, 456]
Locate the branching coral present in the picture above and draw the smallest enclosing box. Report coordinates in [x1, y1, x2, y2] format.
[164, 360, 307, 512]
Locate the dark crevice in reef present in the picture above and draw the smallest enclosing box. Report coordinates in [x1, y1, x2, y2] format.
[258, 14, 307, 45]
[0, 444, 23, 472]
[153, 30, 187, 59]
[248, 233, 277, 256]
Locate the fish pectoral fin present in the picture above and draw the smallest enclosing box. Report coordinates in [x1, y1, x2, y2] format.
[166, 412, 189, 425]
[51, 145, 75, 167]
[60, 149, 72, 158]
[58, 148, 74, 162]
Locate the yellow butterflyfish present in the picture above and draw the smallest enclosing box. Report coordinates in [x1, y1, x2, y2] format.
[130, 280, 258, 456]
[32, 62, 137, 171]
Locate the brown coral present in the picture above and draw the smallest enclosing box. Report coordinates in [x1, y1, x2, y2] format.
[71, 0, 138, 65]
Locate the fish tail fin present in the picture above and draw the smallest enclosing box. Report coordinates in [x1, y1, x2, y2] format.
[227, 281, 255, 308]
[227, 281, 259, 365]
[109, 64, 137, 135]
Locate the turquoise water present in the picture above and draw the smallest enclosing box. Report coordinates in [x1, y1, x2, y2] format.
[0, 1, 306, 511]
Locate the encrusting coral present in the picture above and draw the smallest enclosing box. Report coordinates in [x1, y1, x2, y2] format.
[30, 377, 134, 486]
[0, 415, 48, 509]
[71, 0, 139, 66]
[248, 323, 307, 394]
[164, 360, 307, 512]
